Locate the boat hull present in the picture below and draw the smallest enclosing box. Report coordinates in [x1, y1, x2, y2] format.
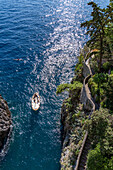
[32, 92, 40, 111]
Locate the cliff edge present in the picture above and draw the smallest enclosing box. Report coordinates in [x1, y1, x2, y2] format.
[0, 94, 12, 159]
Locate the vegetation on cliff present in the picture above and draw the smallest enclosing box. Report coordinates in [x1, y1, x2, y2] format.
[57, 0, 113, 169]
[81, 1, 113, 72]
[82, 1, 113, 168]
[86, 108, 113, 169]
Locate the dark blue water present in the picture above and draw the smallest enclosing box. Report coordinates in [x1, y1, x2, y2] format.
[0, 0, 109, 169]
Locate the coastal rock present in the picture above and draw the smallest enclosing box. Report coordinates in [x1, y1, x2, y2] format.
[61, 100, 70, 143]
[0, 95, 12, 151]
[82, 62, 91, 78]
[60, 54, 95, 169]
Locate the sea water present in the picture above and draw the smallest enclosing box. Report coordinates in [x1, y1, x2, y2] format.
[0, 0, 109, 169]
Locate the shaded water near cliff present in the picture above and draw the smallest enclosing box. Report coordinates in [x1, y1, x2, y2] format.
[0, 0, 109, 169]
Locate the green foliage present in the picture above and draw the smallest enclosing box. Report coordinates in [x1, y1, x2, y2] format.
[74, 54, 84, 80]
[105, 0, 113, 55]
[69, 81, 83, 91]
[102, 61, 111, 72]
[56, 81, 83, 95]
[65, 97, 73, 110]
[81, 2, 113, 71]
[78, 54, 84, 64]
[60, 106, 86, 170]
[75, 63, 82, 72]
[88, 72, 113, 108]
[105, 2, 113, 55]
[56, 83, 70, 94]
[87, 108, 109, 145]
[102, 74, 113, 111]
[75, 111, 81, 118]
[91, 73, 108, 103]
[105, 24, 113, 56]
[87, 143, 113, 170]
[87, 143, 105, 170]
[90, 60, 99, 72]
[86, 108, 113, 169]
[89, 73, 113, 110]
[86, 108, 113, 155]
[88, 77, 98, 97]
[93, 73, 108, 84]
[88, 74, 108, 103]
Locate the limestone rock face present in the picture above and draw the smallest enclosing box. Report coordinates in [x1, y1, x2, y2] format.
[0, 95, 12, 151]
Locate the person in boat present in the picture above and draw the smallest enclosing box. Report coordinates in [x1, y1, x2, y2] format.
[33, 94, 36, 102]
[37, 98, 39, 103]
[34, 94, 37, 98]
[34, 94, 39, 103]
[14, 58, 23, 61]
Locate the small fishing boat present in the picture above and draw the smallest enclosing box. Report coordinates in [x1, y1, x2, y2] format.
[32, 92, 40, 111]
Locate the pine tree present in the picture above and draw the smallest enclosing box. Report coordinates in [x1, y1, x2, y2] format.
[105, 0, 113, 55]
[81, 2, 112, 72]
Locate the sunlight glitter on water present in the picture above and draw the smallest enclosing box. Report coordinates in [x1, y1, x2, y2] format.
[0, 0, 109, 169]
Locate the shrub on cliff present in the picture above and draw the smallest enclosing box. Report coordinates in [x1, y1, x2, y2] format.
[56, 83, 70, 94]
[75, 54, 83, 74]
[87, 143, 113, 170]
[87, 108, 113, 149]
[88, 73, 108, 103]
[56, 81, 82, 95]
[87, 108, 109, 146]
[102, 74, 113, 111]
[102, 61, 111, 72]
[86, 108, 113, 169]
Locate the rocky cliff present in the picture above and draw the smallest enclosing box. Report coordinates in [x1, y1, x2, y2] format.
[60, 76, 86, 169]
[60, 54, 95, 169]
[0, 95, 12, 158]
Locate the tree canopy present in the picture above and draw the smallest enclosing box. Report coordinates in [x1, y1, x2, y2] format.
[81, 1, 113, 72]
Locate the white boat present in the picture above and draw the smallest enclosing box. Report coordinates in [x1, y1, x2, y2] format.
[32, 92, 40, 111]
